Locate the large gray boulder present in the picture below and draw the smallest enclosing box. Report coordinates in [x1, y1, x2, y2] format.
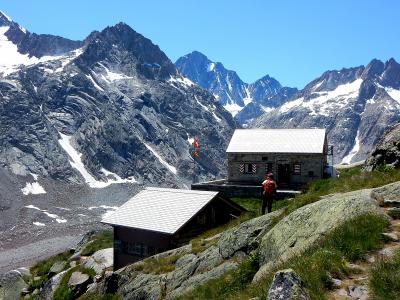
[83, 248, 113, 274]
[0, 269, 28, 300]
[365, 123, 400, 170]
[166, 261, 238, 300]
[68, 271, 91, 298]
[119, 273, 165, 300]
[267, 269, 309, 300]
[218, 210, 282, 259]
[49, 261, 66, 276]
[254, 189, 382, 282]
[40, 269, 70, 300]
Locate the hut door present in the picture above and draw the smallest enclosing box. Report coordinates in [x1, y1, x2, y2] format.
[278, 164, 291, 184]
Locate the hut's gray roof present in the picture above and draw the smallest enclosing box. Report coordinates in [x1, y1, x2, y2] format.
[226, 129, 326, 154]
[102, 187, 218, 234]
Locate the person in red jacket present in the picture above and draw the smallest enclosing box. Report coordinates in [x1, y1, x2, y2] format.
[262, 173, 277, 214]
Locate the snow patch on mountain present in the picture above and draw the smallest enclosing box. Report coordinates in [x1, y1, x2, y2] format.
[33, 222, 45, 227]
[207, 62, 215, 72]
[243, 87, 253, 106]
[58, 133, 137, 188]
[0, 26, 82, 76]
[85, 74, 105, 91]
[341, 129, 361, 164]
[0, 10, 12, 22]
[100, 168, 137, 184]
[279, 79, 363, 115]
[144, 142, 177, 175]
[54, 48, 83, 73]
[58, 133, 105, 188]
[25, 205, 67, 223]
[223, 102, 243, 116]
[168, 76, 194, 87]
[21, 182, 46, 195]
[385, 87, 400, 104]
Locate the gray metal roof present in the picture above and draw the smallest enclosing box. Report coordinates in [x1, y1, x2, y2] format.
[102, 187, 219, 234]
[226, 129, 326, 154]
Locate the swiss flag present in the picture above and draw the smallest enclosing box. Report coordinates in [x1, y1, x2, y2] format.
[193, 138, 200, 149]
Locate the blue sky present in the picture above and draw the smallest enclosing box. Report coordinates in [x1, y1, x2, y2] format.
[1, 1, 399, 88]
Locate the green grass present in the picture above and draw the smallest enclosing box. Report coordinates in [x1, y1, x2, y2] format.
[178, 214, 389, 300]
[53, 266, 96, 300]
[135, 254, 182, 274]
[232, 197, 292, 216]
[28, 251, 71, 292]
[370, 250, 400, 299]
[81, 230, 113, 256]
[278, 167, 400, 222]
[53, 266, 78, 300]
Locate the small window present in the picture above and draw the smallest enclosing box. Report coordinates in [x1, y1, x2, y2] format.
[262, 156, 268, 161]
[244, 163, 256, 174]
[114, 240, 121, 252]
[293, 163, 301, 175]
[308, 171, 314, 177]
[265, 163, 273, 173]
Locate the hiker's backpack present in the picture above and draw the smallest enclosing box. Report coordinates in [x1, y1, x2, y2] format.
[264, 180, 276, 195]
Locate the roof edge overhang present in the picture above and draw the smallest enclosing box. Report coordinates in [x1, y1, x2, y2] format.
[101, 221, 175, 235]
[226, 151, 325, 155]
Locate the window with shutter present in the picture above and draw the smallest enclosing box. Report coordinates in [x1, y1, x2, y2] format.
[244, 163, 256, 174]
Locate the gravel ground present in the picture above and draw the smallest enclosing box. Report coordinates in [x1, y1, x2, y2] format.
[0, 170, 142, 273]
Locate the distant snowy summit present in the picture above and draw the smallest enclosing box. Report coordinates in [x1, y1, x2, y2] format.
[253, 58, 400, 164]
[176, 50, 400, 164]
[175, 51, 297, 124]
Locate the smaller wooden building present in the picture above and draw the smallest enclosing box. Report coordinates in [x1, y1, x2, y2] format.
[102, 187, 245, 270]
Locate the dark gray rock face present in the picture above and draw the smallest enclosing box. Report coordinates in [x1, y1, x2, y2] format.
[175, 51, 288, 124]
[0, 17, 235, 187]
[267, 269, 309, 300]
[175, 51, 248, 108]
[252, 59, 400, 164]
[364, 123, 400, 170]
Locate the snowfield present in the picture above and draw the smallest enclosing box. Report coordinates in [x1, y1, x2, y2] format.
[280, 79, 363, 116]
[21, 182, 46, 195]
[144, 142, 177, 175]
[58, 133, 137, 188]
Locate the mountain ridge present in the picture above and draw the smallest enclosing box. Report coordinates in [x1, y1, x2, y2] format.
[175, 51, 295, 122]
[0, 12, 236, 188]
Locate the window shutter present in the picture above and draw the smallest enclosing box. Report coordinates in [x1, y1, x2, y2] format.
[239, 164, 244, 173]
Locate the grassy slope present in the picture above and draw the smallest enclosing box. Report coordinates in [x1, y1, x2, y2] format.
[178, 167, 400, 300]
[370, 249, 400, 299]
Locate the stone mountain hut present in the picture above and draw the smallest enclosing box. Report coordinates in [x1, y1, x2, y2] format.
[226, 128, 329, 188]
[102, 187, 245, 270]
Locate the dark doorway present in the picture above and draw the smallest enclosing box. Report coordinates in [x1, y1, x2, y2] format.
[278, 164, 291, 184]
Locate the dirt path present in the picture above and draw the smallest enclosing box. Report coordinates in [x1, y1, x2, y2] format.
[328, 207, 400, 299]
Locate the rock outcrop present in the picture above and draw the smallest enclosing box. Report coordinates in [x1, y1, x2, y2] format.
[0, 269, 29, 300]
[253, 189, 383, 282]
[267, 269, 309, 300]
[364, 123, 400, 170]
[83, 248, 113, 275]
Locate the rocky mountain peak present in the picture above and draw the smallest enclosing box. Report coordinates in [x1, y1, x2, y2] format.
[381, 58, 400, 89]
[0, 10, 13, 27]
[176, 50, 286, 120]
[361, 58, 384, 80]
[80, 22, 176, 78]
